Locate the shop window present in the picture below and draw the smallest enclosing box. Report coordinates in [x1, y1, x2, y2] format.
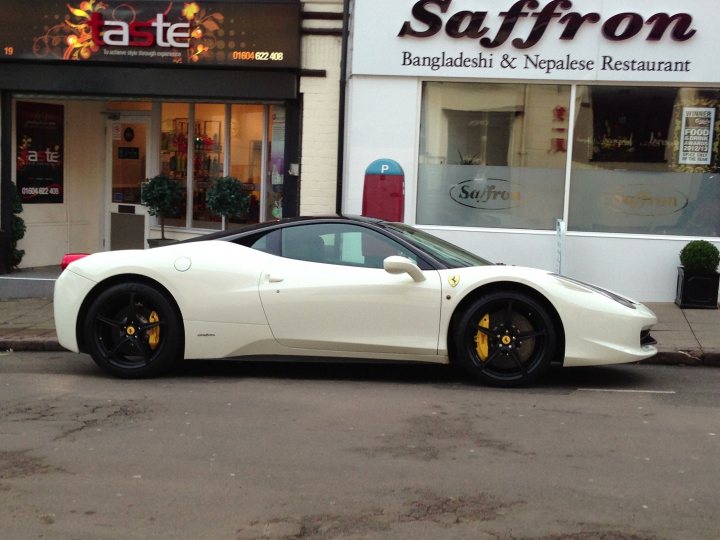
[569, 87, 720, 237]
[228, 104, 264, 228]
[160, 102, 189, 228]
[417, 82, 568, 230]
[159, 102, 285, 232]
[266, 105, 286, 221]
[192, 104, 225, 229]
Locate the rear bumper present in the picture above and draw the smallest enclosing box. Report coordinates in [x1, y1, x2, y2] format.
[53, 269, 96, 353]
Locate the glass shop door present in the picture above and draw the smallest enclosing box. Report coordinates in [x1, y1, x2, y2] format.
[105, 117, 151, 250]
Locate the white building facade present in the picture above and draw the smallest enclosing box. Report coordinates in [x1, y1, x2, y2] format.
[0, 0, 345, 269]
[344, 0, 720, 301]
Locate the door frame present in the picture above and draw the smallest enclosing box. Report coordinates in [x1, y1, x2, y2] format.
[104, 114, 153, 250]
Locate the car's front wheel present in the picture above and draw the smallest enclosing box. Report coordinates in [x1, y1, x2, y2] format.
[453, 291, 557, 387]
[84, 282, 182, 378]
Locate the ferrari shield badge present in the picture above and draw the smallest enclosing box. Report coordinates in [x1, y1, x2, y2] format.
[448, 275, 460, 288]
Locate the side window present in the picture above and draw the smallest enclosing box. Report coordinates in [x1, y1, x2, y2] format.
[281, 223, 418, 268]
[233, 229, 281, 255]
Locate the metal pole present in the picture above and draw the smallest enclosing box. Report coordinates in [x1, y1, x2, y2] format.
[0, 91, 13, 273]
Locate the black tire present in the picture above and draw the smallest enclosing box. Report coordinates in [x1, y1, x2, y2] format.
[84, 282, 183, 378]
[453, 291, 557, 387]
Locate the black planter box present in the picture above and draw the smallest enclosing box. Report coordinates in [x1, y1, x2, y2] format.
[675, 266, 720, 309]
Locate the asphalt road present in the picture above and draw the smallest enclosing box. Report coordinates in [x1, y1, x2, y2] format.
[1, 352, 719, 540]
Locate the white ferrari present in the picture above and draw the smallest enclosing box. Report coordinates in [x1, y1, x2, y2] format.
[54, 216, 657, 386]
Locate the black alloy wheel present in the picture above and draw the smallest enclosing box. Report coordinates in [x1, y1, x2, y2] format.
[453, 291, 557, 387]
[84, 282, 182, 378]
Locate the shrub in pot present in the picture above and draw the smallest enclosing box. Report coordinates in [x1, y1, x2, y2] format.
[141, 175, 183, 246]
[675, 239, 720, 309]
[206, 176, 249, 230]
[0, 184, 24, 273]
[11, 184, 26, 268]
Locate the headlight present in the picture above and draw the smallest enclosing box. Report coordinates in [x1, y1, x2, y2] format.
[551, 274, 637, 309]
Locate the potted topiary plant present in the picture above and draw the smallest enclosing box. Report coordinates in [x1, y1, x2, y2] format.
[141, 175, 184, 248]
[11, 184, 26, 269]
[675, 239, 720, 309]
[206, 176, 249, 230]
[0, 185, 27, 273]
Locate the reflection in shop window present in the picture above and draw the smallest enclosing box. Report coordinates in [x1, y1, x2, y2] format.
[160, 102, 189, 228]
[192, 104, 225, 229]
[569, 87, 720, 237]
[416, 82, 568, 230]
[159, 102, 282, 231]
[228, 104, 263, 228]
[266, 105, 286, 221]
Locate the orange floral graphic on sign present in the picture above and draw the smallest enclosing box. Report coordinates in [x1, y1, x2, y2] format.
[32, 1, 224, 64]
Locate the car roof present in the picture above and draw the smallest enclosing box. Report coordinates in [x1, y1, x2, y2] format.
[179, 215, 387, 244]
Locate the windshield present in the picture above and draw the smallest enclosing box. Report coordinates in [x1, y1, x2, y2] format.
[385, 223, 493, 268]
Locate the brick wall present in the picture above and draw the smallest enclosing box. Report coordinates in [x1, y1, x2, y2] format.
[300, 1, 344, 215]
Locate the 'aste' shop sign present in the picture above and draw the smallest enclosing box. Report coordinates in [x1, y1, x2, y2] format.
[1, 1, 300, 68]
[352, 0, 717, 82]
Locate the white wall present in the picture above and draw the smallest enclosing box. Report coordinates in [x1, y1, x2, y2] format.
[344, 76, 421, 218]
[15, 100, 105, 268]
[343, 75, 717, 301]
[423, 226, 710, 302]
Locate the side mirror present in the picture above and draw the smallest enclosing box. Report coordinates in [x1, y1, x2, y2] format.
[383, 256, 426, 282]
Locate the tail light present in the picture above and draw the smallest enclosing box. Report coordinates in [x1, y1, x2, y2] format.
[61, 253, 89, 270]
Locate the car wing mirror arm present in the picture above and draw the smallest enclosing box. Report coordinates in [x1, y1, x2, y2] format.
[383, 256, 426, 282]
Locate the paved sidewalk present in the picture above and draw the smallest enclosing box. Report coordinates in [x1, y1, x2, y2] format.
[646, 303, 720, 366]
[0, 294, 718, 365]
[0, 297, 61, 351]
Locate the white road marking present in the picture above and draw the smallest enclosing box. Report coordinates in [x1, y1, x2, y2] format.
[578, 388, 676, 394]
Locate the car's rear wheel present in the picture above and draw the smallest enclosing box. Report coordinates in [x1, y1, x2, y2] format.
[84, 282, 182, 378]
[453, 291, 557, 387]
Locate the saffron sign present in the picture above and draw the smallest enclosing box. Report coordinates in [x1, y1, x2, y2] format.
[351, 0, 717, 83]
[16, 102, 64, 204]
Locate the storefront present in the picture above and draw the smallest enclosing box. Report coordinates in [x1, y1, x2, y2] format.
[0, 0, 301, 269]
[345, 0, 720, 301]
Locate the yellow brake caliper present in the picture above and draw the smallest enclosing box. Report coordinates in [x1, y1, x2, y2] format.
[476, 313, 490, 361]
[147, 311, 160, 350]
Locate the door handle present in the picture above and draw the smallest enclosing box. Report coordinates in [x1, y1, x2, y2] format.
[268, 275, 284, 283]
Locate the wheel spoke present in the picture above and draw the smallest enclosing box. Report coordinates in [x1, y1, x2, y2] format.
[502, 301, 514, 327]
[510, 349, 528, 377]
[475, 325, 493, 338]
[481, 347, 503, 369]
[97, 314, 124, 329]
[138, 320, 164, 332]
[134, 337, 156, 359]
[518, 329, 546, 341]
[126, 292, 138, 320]
[109, 336, 133, 355]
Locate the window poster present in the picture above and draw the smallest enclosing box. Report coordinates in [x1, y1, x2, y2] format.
[16, 101, 64, 203]
[679, 107, 716, 165]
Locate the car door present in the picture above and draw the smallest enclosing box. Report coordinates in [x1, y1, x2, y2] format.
[257, 223, 442, 355]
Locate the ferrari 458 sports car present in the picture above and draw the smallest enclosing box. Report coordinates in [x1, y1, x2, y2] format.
[54, 216, 658, 387]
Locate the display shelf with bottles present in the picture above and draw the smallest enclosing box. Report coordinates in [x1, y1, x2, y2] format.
[160, 118, 189, 180]
[160, 119, 223, 183]
[193, 120, 223, 190]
